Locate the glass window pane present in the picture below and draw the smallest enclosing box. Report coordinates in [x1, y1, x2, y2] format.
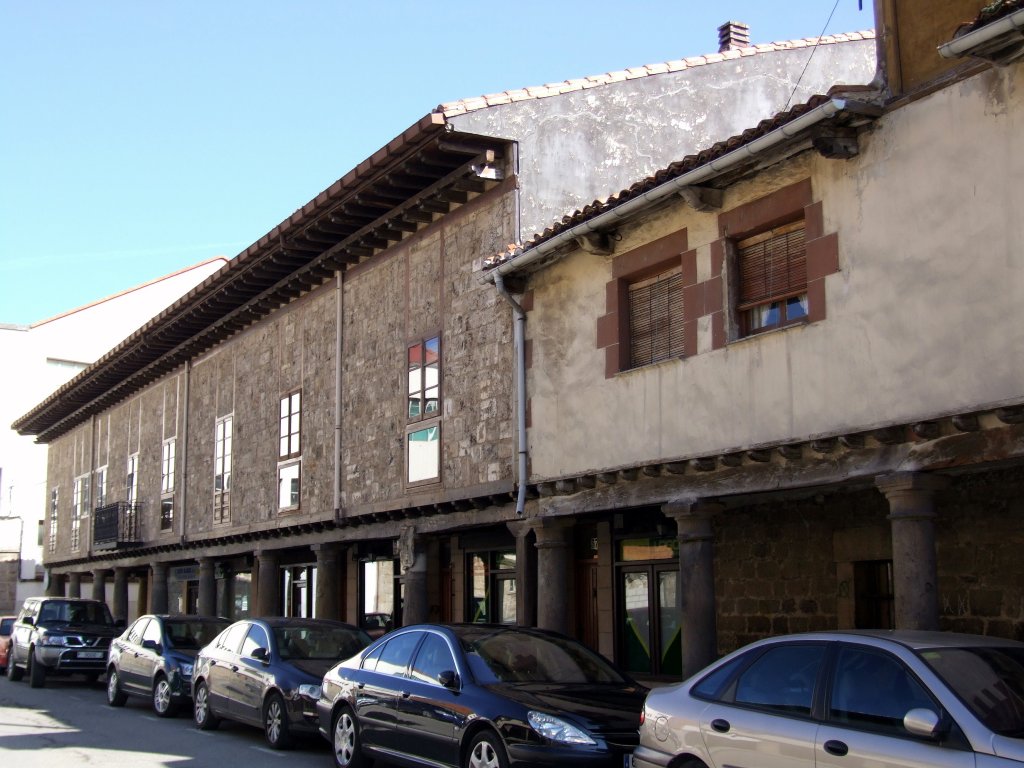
[735, 644, 824, 715]
[659, 571, 681, 677]
[278, 463, 300, 509]
[831, 647, 935, 732]
[410, 634, 456, 685]
[407, 426, 439, 483]
[292, 433, 300, 454]
[408, 367, 421, 397]
[623, 572, 651, 675]
[424, 387, 439, 415]
[280, 398, 289, 418]
[377, 631, 423, 676]
[292, 392, 300, 412]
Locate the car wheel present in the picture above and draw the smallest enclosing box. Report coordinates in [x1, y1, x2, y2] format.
[107, 667, 127, 706]
[28, 649, 46, 688]
[6, 647, 23, 682]
[193, 680, 220, 730]
[153, 675, 179, 717]
[466, 730, 508, 768]
[264, 691, 293, 749]
[332, 706, 366, 768]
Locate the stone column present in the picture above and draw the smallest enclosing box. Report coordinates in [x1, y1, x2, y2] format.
[219, 566, 235, 619]
[877, 472, 948, 631]
[67, 572, 82, 598]
[112, 567, 129, 622]
[534, 518, 572, 634]
[313, 544, 343, 621]
[255, 549, 280, 617]
[399, 527, 429, 626]
[91, 568, 110, 603]
[197, 557, 217, 616]
[46, 571, 66, 597]
[508, 520, 537, 627]
[664, 499, 723, 679]
[151, 562, 169, 614]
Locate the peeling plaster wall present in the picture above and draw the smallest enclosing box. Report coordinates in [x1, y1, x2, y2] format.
[448, 41, 876, 240]
[526, 62, 1023, 479]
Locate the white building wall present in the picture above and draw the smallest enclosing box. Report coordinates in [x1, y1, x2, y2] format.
[0, 257, 227, 610]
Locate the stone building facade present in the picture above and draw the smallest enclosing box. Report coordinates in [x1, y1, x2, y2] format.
[13, 23, 890, 677]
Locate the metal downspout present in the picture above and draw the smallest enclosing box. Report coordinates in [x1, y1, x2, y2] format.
[180, 360, 190, 543]
[334, 270, 343, 519]
[493, 272, 527, 516]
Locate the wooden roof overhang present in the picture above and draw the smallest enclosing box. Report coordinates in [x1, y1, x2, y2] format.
[14, 114, 510, 442]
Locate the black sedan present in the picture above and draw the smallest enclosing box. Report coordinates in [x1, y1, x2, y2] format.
[107, 615, 230, 716]
[192, 617, 371, 749]
[317, 623, 647, 768]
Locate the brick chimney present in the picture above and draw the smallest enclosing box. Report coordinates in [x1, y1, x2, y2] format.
[718, 20, 751, 52]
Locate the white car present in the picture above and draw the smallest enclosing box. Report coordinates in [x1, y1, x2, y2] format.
[633, 630, 1024, 768]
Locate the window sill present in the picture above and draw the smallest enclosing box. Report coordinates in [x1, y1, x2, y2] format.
[730, 317, 810, 346]
[616, 355, 685, 377]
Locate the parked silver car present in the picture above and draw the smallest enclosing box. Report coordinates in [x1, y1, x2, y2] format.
[633, 630, 1024, 768]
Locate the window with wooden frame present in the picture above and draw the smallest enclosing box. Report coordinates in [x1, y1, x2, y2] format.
[71, 474, 88, 551]
[126, 454, 138, 506]
[278, 392, 301, 512]
[406, 336, 441, 485]
[161, 438, 175, 530]
[407, 337, 440, 421]
[214, 415, 232, 523]
[628, 268, 684, 369]
[48, 487, 58, 554]
[737, 219, 808, 336]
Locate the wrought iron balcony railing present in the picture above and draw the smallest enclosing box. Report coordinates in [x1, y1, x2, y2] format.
[93, 501, 143, 550]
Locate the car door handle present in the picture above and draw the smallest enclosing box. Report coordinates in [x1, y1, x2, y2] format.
[824, 740, 849, 757]
[711, 719, 731, 733]
[401, 690, 411, 699]
[230, 665, 239, 672]
[357, 682, 366, 690]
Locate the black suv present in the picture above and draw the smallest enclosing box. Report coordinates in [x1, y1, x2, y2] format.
[6, 597, 123, 688]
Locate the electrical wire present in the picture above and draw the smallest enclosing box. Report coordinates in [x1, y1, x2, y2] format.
[785, 0, 844, 110]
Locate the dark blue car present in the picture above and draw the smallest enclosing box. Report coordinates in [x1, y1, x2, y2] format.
[107, 614, 230, 716]
[317, 623, 647, 768]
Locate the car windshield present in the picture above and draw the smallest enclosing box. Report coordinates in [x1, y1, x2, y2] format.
[165, 620, 229, 650]
[920, 646, 1024, 736]
[38, 601, 113, 626]
[274, 625, 369, 661]
[460, 629, 627, 684]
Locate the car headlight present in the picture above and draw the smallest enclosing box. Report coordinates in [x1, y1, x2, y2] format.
[297, 684, 321, 700]
[38, 634, 67, 647]
[527, 711, 596, 745]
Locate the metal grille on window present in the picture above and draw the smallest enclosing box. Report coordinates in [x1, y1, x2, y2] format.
[628, 270, 684, 369]
[738, 220, 807, 333]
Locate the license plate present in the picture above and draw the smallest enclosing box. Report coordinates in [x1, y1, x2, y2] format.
[77, 651, 104, 659]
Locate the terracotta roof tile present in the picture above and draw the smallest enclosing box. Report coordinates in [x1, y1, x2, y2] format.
[436, 30, 875, 116]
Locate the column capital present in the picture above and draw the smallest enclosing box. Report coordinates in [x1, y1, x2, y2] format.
[506, 520, 533, 539]
[876, 471, 950, 496]
[532, 517, 573, 549]
[662, 498, 724, 519]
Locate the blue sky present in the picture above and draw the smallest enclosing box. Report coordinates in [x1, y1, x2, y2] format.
[0, 1, 874, 325]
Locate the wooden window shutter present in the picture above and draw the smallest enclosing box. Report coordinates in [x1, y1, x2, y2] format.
[738, 220, 807, 308]
[628, 270, 683, 369]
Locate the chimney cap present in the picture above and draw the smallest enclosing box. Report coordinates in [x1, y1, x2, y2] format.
[718, 20, 751, 53]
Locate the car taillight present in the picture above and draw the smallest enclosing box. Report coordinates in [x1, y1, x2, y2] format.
[639, 710, 645, 726]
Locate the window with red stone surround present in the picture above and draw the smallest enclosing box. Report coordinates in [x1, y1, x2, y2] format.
[596, 229, 688, 378]
[714, 178, 838, 347]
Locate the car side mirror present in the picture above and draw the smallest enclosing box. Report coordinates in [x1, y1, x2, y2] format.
[23, 617, 34, 627]
[904, 708, 944, 739]
[142, 639, 162, 653]
[251, 647, 270, 663]
[437, 669, 460, 690]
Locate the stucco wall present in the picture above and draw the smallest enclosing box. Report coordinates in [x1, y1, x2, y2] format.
[526, 62, 1023, 479]
[448, 40, 877, 240]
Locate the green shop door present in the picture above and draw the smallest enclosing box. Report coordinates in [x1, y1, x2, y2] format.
[618, 565, 681, 677]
